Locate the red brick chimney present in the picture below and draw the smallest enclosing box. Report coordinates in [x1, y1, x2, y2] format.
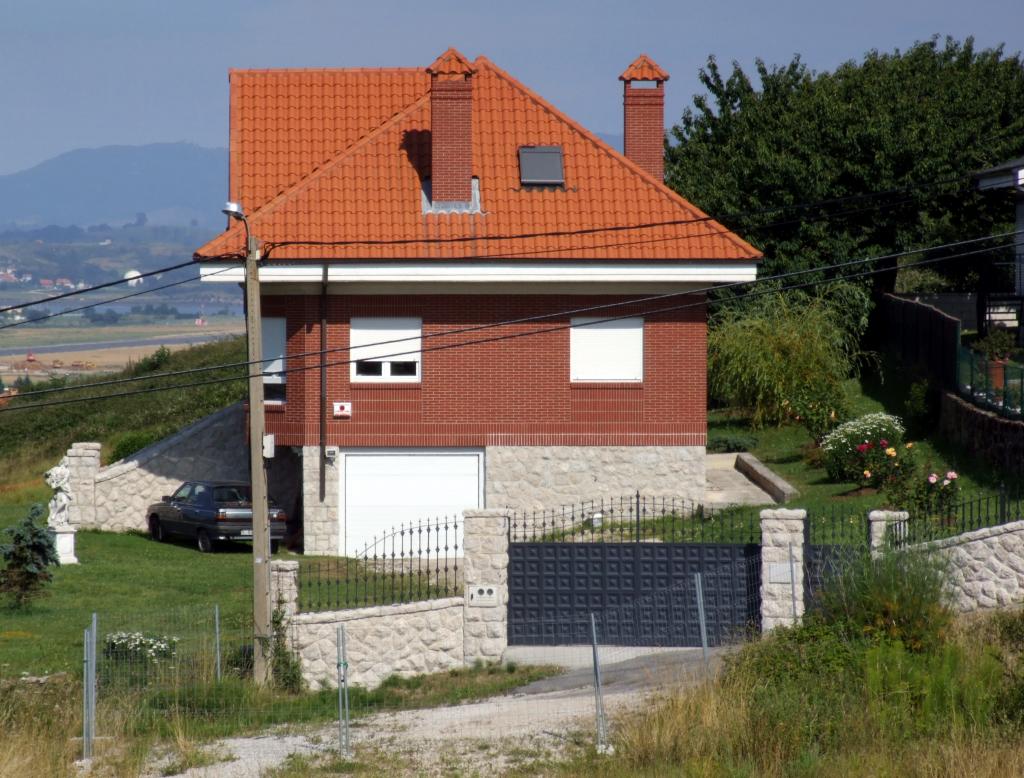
[427, 48, 475, 203]
[620, 55, 670, 181]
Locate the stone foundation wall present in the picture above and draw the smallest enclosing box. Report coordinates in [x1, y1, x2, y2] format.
[289, 598, 465, 690]
[940, 392, 1024, 478]
[301, 446, 339, 555]
[485, 445, 706, 511]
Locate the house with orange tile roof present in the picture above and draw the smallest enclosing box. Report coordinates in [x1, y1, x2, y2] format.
[195, 49, 760, 556]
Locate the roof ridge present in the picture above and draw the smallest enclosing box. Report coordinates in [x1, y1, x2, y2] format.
[228, 66, 426, 75]
[198, 93, 431, 258]
[473, 55, 760, 258]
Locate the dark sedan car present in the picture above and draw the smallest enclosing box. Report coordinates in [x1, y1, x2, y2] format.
[147, 481, 287, 553]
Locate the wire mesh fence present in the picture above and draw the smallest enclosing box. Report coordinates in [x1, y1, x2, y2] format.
[77, 551, 758, 772]
[508, 493, 761, 544]
[298, 515, 461, 612]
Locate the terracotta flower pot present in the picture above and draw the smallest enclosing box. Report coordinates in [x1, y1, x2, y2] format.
[988, 358, 1008, 392]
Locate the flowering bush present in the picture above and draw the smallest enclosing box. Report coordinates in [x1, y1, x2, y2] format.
[886, 469, 962, 520]
[821, 413, 905, 482]
[103, 631, 178, 664]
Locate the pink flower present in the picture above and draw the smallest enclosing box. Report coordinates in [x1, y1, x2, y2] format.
[946, 471, 958, 480]
[856, 443, 869, 453]
[942, 479, 950, 487]
[928, 473, 938, 484]
[880, 439, 889, 448]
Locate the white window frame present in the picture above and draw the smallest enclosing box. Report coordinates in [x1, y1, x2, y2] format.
[261, 316, 287, 402]
[350, 317, 422, 383]
[569, 316, 644, 382]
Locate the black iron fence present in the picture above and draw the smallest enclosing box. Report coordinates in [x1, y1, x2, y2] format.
[891, 488, 1024, 548]
[507, 494, 761, 544]
[298, 516, 461, 612]
[957, 346, 1024, 419]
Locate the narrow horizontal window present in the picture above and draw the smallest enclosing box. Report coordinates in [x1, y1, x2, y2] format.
[570, 317, 643, 382]
[350, 317, 422, 383]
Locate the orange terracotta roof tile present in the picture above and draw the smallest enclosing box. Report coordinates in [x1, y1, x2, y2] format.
[427, 47, 475, 77]
[619, 54, 669, 82]
[197, 54, 758, 262]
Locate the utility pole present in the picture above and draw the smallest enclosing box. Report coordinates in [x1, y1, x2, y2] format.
[226, 202, 272, 686]
[244, 232, 272, 686]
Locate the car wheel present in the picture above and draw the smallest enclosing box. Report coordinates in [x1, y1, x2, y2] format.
[197, 530, 214, 553]
[148, 516, 164, 542]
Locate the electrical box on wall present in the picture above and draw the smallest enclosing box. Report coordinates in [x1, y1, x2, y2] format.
[332, 401, 352, 419]
[467, 585, 499, 607]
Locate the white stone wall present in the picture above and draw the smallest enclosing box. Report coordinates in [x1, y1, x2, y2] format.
[65, 442, 100, 527]
[462, 509, 509, 664]
[90, 404, 249, 532]
[760, 509, 805, 632]
[485, 445, 706, 511]
[288, 598, 465, 690]
[301, 446, 339, 555]
[914, 521, 1024, 612]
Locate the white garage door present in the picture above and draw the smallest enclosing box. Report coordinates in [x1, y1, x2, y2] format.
[342, 451, 482, 556]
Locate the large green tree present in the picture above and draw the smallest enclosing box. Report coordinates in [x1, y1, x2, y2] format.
[666, 37, 1024, 299]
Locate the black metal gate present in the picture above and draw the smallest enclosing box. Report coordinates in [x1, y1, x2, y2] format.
[804, 508, 871, 609]
[506, 495, 762, 647]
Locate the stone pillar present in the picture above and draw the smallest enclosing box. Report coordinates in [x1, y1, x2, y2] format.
[760, 508, 806, 632]
[301, 446, 339, 556]
[270, 560, 300, 619]
[65, 442, 101, 528]
[869, 510, 909, 555]
[462, 509, 509, 664]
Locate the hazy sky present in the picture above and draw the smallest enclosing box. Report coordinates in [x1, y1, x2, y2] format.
[1, 0, 1020, 175]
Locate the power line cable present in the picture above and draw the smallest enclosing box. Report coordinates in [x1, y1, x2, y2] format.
[0, 264, 240, 332]
[256, 174, 971, 254]
[3, 238, 1015, 414]
[10, 230, 1018, 402]
[0, 260, 198, 314]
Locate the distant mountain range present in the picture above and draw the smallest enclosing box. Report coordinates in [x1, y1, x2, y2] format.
[0, 143, 229, 230]
[0, 134, 624, 231]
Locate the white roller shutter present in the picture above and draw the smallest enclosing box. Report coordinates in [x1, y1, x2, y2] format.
[570, 316, 643, 381]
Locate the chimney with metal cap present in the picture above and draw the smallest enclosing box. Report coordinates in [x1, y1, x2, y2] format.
[427, 47, 475, 203]
[620, 54, 670, 181]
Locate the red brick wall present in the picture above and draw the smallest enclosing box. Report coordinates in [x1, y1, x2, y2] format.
[261, 293, 707, 447]
[430, 77, 473, 202]
[623, 83, 665, 181]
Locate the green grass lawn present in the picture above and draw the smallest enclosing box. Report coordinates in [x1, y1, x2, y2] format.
[712, 358, 1021, 518]
[0, 521, 259, 678]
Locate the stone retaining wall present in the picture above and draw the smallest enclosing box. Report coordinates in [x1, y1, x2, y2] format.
[940, 392, 1024, 478]
[61, 404, 297, 534]
[288, 597, 465, 690]
[485, 445, 706, 511]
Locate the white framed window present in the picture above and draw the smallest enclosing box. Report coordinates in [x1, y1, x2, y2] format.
[350, 317, 422, 383]
[570, 317, 643, 382]
[261, 316, 287, 402]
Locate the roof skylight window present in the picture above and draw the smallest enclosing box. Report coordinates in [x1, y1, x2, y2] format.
[519, 146, 565, 187]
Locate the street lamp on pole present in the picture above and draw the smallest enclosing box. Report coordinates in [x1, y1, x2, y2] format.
[222, 201, 272, 686]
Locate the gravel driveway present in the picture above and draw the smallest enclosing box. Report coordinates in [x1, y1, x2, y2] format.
[149, 647, 723, 777]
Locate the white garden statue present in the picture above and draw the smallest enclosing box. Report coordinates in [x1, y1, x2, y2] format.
[45, 457, 78, 563]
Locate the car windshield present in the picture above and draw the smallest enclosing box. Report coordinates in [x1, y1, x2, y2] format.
[213, 486, 251, 503]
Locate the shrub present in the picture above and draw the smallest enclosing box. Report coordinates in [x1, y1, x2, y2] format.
[812, 548, 952, 653]
[708, 294, 857, 430]
[886, 468, 963, 519]
[103, 631, 179, 664]
[0, 505, 59, 609]
[109, 428, 166, 463]
[707, 432, 758, 453]
[820, 413, 905, 482]
[975, 327, 1015, 361]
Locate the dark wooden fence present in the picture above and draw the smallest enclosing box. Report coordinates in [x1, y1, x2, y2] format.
[881, 294, 962, 390]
